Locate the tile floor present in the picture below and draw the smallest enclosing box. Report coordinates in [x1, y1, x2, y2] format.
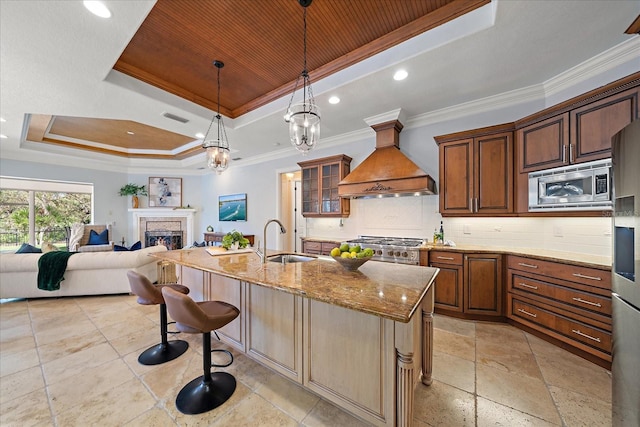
[0, 295, 612, 426]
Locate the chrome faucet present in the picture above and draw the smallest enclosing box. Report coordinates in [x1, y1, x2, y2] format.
[260, 219, 287, 263]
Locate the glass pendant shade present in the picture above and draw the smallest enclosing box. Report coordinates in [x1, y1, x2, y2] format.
[204, 136, 229, 174]
[202, 60, 230, 173]
[287, 102, 320, 153]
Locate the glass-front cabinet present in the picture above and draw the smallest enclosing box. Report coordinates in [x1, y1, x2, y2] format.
[301, 167, 319, 214]
[298, 154, 351, 217]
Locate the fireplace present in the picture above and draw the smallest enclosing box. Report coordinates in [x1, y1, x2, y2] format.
[129, 208, 196, 249]
[145, 230, 183, 250]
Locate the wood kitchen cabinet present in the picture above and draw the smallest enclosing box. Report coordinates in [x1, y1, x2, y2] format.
[429, 251, 463, 313]
[301, 238, 342, 255]
[464, 253, 503, 316]
[517, 113, 569, 173]
[506, 255, 612, 366]
[435, 125, 514, 216]
[517, 87, 639, 173]
[514, 75, 639, 213]
[430, 250, 503, 318]
[570, 87, 638, 164]
[298, 155, 351, 217]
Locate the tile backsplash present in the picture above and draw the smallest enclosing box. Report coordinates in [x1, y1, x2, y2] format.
[303, 196, 612, 258]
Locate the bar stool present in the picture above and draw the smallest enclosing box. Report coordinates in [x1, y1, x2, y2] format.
[127, 271, 190, 365]
[161, 286, 240, 415]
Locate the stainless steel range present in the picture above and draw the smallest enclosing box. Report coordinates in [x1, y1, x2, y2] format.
[346, 236, 425, 265]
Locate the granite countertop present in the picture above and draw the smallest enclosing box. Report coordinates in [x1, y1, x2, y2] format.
[151, 247, 438, 323]
[420, 244, 611, 270]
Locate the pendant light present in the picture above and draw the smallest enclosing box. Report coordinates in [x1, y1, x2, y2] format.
[202, 60, 230, 174]
[284, 0, 320, 154]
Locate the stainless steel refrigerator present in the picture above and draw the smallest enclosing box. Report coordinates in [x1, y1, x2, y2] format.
[611, 119, 640, 427]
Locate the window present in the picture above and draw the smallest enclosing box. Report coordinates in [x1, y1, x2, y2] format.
[0, 177, 93, 252]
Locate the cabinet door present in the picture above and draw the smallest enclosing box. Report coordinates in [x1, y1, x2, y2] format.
[431, 262, 464, 313]
[320, 163, 341, 214]
[464, 253, 503, 316]
[301, 166, 319, 215]
[475, 132, 513, 214]
[570, 87, 638, 164]
[246, 283, 303, 382]
[517, 113, 569, 172]
[439, 138, 473, 214]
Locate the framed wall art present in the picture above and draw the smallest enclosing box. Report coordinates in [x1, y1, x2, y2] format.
[148, 177, 182, 207]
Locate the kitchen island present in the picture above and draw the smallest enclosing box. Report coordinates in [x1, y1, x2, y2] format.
[150, 247, 438, 427]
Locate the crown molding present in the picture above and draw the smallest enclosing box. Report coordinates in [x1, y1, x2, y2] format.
[543, 37, 640, 98]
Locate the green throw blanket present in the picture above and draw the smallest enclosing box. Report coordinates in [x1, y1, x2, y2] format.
[37, 251, 77, 291]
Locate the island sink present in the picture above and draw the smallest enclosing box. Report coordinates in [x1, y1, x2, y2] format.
[267, 253, 316, 263]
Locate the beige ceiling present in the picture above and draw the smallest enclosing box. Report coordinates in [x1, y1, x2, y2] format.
[26, 0, 488, 161]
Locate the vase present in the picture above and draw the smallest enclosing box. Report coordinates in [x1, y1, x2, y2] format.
[132, 195, 139, 208]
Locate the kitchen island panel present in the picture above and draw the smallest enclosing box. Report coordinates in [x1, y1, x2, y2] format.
[178, 265, 206, 301]
[208, 274, 244, 351]
[246, 283, 303, 382]
[303, 298, 397, 426]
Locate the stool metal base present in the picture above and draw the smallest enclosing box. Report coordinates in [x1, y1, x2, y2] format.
[175, 372, 236, 415]
[138, 340, 189, 366]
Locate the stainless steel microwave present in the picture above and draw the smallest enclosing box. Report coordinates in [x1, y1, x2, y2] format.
[528, 159, 612, 211]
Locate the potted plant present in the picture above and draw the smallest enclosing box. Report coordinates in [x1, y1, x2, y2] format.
[118, 183, 148, 208]
[221, 230, 250, 250]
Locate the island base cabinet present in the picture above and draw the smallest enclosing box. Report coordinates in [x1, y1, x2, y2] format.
[246, 284, 303, 383]
[189, 272, 429, 427]
[206, 274, 244, 352]
[178, 265, 205, 301]
[303, 299, 422, 427]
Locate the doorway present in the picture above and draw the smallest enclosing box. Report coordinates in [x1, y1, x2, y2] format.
[279, 171, 303, 252]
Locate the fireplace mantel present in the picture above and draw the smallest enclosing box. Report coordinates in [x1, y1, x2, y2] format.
[129, 208, 196, 248]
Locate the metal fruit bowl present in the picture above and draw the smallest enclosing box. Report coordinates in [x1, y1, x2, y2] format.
[331, 255, 372, 271]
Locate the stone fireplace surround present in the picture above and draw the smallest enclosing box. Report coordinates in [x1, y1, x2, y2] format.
[129, 208, 196, 249]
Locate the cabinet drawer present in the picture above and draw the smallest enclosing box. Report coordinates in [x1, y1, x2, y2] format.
[509, 296, 611, 355]
[429, 251, 463, 265]
[510, 273, 612, 317]
[507, 255, 610, 290]
[303, 241, 322, 254]
[321, 242, 339, 255]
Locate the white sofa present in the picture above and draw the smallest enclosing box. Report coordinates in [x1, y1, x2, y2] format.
[0, 245, 168, 299]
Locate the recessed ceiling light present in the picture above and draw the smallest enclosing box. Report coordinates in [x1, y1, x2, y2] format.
[273, 142, 281, 146]
[0, 134, 8, 139]
[83, 1, 111, 18]
[328, 96, 340, 104]
[195, 132, 205, 139]
[0, 118, 6, 122]
[393, 70, 408, 81]
[126, 131, 135, 135]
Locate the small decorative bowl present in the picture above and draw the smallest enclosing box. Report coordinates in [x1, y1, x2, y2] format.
[331, 255, 372, 271]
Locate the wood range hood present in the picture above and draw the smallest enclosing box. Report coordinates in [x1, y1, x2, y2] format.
[338, 119, 436, 198]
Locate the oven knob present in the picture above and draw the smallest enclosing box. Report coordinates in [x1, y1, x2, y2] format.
[387, 250, 394, 256]
[402, 252, 408, 258]
[376, 250, 382, 255]
[394, 251, 401, 257]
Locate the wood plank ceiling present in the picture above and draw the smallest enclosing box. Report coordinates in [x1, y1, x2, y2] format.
[28, 0, 489, 160]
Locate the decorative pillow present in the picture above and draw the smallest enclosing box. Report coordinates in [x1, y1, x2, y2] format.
[87, 229, 109, 245]
[114, 241, 142, 251]
[15, 243, 42, 254]
[41, 242, 60, 253]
